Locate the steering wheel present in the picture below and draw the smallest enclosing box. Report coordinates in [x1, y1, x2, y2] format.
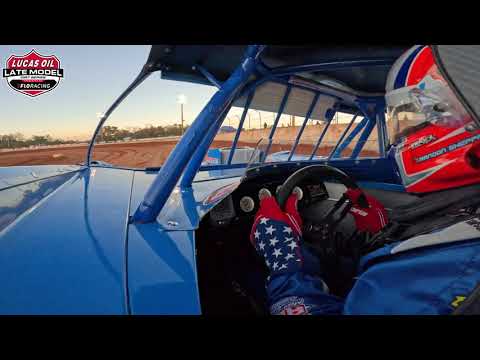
[276, 164, 369, 259]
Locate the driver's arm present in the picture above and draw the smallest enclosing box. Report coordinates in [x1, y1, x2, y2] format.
[250, 193, 344, 315]
[267, 272, 345, 315]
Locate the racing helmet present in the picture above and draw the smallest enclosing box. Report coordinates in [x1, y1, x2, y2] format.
[386, 45, 480, 193]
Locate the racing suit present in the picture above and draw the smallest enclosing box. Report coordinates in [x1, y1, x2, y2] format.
[250, 193, 480, 315]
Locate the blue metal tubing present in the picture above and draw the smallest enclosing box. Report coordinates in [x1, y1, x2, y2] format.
[199, 162, 248, 171]
[350, 117, 377, 159]
[240, 59, 395, 99]
[179, 112, 229, 187]
[262, 85, 292, 161]
[269, 59, 396, 77]
[354, 100, 386, 158]
[86, 69, 152, 165]
[181, 90, 253, 185]
[255, 59, 272, 76]
[194, 64, 223, 89]
[309, 112, 335, 160]
[227, 91, 255, 165]
[287, 93, 319, 161]
[242, 58, 395, 95]
[132, 45, 263, 224]
[327, 113, 359, 161]
[377, 107, 389, 156]
[332, 116, 368, 158]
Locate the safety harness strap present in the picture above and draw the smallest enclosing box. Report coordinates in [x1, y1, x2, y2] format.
[363, 185, 480, 252]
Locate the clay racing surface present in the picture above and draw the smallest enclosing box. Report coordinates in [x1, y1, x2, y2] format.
[0, 140, 181, 168]
[0, 126, 379, 168]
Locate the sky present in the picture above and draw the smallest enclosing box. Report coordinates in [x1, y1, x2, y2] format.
[0, 45, 355, 141]
[0, 45, 218, 140]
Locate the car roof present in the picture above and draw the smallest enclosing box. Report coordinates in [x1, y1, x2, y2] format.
[144, 45, 412, 94]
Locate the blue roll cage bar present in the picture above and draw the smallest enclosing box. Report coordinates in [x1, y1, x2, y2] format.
[85, 45, 396, 224]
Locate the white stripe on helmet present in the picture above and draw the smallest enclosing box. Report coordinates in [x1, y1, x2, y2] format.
[385, 45, 423, 93]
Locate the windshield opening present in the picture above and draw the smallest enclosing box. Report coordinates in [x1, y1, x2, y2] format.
[90, 75, 216, 169]
[194, 78, 384, 186]
[0, 45, 217, 169]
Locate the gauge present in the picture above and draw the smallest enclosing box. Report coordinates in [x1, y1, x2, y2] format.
[258, 188, 272, 201]
[239, 196, 255, 213]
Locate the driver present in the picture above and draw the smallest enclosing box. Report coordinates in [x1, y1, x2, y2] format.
[250, 45, 480, 315]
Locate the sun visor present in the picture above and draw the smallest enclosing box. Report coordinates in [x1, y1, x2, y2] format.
[433, 45, 480, 127]
[233, 81, 336, 121]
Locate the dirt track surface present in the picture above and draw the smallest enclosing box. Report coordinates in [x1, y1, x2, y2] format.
[0, 141, 181, 168]
[0, 139, 378, 168]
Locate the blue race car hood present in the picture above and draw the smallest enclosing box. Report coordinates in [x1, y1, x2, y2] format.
[0, 166, 133, 314]
[0, 164, 244, 314]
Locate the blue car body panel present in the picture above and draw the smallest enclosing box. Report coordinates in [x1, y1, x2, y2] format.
[0, 164, 82, 186]
[127, 223, 200, 314]
[0, 166, 83, 232]
[0, 163, 247, 314]
[0, 166, 133, 314]
[126, 170, 243, 314]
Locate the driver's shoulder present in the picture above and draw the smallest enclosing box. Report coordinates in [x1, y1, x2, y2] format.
[393, 216, 480, 253]
[345, 231, 480, 314]
[358, 241, 480, 278]
[359, 216, 480, 271]
[358, 239, 480, 275]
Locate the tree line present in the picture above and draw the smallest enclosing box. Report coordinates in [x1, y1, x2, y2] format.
[0, 124, 189, 149]
[0, 133, 74, 149]
[97, 124, 188, 142]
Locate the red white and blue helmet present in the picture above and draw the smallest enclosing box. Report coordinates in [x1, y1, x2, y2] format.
[385, 46, 480, 194]
[386, 45, 436, 93]
[385, 45, 472, 144]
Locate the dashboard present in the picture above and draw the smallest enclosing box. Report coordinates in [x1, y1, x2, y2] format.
[208, 172, 329, 227]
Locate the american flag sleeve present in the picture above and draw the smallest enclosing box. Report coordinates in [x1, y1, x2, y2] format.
[250, 195, 344, 315]
[250, 195, 305, 276]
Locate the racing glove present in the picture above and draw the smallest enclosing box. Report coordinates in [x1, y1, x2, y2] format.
[250, 191, 311, 275]
[250, 190, 343, 315]
[344, 188, 388, 234]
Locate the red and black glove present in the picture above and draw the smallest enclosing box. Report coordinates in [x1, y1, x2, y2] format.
[344, 188, 388, 234]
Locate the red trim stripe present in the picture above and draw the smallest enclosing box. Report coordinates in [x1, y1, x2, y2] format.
[406, 46, 435, 87]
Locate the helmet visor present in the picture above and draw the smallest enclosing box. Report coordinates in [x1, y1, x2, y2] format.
[385, 65, 471, 145]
